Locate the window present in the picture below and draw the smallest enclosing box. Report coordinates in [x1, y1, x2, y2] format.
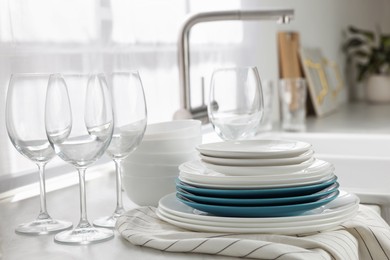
[0, 0, 243, 191]
[1, 0, 97, 43]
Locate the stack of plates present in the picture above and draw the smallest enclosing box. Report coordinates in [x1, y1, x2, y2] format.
[156, 191, 359, 235]
[156, 140, 359, 234]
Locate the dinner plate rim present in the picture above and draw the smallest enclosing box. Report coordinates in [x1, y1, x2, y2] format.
[178, 173, 335, 189]
[197, 139, 312, 159]
[179, 170, 334, 187]
[157, 204, 358, 229]
[179, 159, 333, 179]
[156, 208, 358, 235]
[201, 158, 316, 176]
[199, 149, 315, 166]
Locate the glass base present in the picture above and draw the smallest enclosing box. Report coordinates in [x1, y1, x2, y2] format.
[54, 226, 114, 245]
[93, 214, 121, 228]
[16, 218, 73, 236]
[93, 206, 125, 228]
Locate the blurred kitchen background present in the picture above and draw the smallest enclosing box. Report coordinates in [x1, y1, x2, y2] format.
[1, 0, 389, 192]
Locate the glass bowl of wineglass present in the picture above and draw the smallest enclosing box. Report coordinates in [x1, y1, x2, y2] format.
[45, 73, 114, 245]
[93, 71, 147, 228]
[208, 66, 264, 141]
[5, 73, 73, 235]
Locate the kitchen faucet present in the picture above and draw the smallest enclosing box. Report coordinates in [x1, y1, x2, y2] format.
[173, 9, 294, 121]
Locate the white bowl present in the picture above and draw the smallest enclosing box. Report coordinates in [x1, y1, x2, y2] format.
[122, 161, 179, 177]
[136, 135, 202, 154]
[125, 150, 198, 165]
[143, 120, 201, 140]
[123, 175, 176, 206]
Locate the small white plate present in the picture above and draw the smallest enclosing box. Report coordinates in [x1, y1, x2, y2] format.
[158, 190, 359, 223]
[201, 157, 315, 176]
[197, 140, 311, 159]
[199, 149, 314, 166]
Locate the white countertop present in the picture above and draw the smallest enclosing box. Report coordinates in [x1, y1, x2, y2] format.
[303, 102, 390, 134]
[0, 166, 236, 260]
[2, 102, 390, 259]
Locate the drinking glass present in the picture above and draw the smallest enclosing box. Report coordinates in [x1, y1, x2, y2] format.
[5, 73, 72, 235]
[257, 80, 274, 132]
[279, 78, 307, 131]
[93, 71, 147, 228]
[45, 73, 114, 244]
[208, 67, 264, 140]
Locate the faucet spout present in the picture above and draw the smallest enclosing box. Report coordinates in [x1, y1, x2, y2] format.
[174, 9, 294, 120]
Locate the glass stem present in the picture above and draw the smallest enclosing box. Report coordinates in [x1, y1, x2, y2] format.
[77, 167, 91, 228]
[37, 162, 50, 220]
[114, 159, 125, 215]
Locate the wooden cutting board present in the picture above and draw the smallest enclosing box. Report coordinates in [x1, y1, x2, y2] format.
[278, 32, 304, 112]
[278, 31, 303, 78]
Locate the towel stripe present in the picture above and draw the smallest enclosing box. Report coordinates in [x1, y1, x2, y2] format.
[141, 239, 153, 246]
[214, 239, 241, 254]
[189, 239, 210, 252]
[368, 227, 390, 259]
[318, 232, 357, 258]
[352, 227, 373, 260]
[162, 240, 179, 251]
[241, 243, 273, 258]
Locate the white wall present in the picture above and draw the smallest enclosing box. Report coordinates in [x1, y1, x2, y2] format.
[240, 0, 390, 112]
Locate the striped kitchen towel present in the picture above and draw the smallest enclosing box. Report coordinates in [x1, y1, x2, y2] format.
[116, 205, 390, 260]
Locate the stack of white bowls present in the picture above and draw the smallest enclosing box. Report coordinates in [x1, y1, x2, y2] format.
[122, 120, 202, 206]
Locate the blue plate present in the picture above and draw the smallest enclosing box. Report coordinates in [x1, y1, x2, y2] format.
[176, 190, 340, 217]
[176, 182, 339, 206]
[175, 176, 338, 198]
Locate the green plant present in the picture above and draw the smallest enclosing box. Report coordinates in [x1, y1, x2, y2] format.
[343, 26, 390, 81]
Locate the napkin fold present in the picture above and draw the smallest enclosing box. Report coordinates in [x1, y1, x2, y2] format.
[116, 205, 390, 260]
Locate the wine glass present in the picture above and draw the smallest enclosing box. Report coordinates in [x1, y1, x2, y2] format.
[45, 73, 114, 245]
[208, 66, 264, 140]
[5, 73, 73, 235]
[93, 71, 147, 228]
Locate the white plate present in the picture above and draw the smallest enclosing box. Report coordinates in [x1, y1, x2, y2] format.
[156, 207, 358, 235]
[157, 204, 358, 229]
[179, 159, 332, 182]
[199, 149, 314, 166]
[179, 168, 333, 186]
[158, 190, 359, 224]
[197, 140, 311, 159]
[179, 173, 335, 189]
[202, 157, 315, 176]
